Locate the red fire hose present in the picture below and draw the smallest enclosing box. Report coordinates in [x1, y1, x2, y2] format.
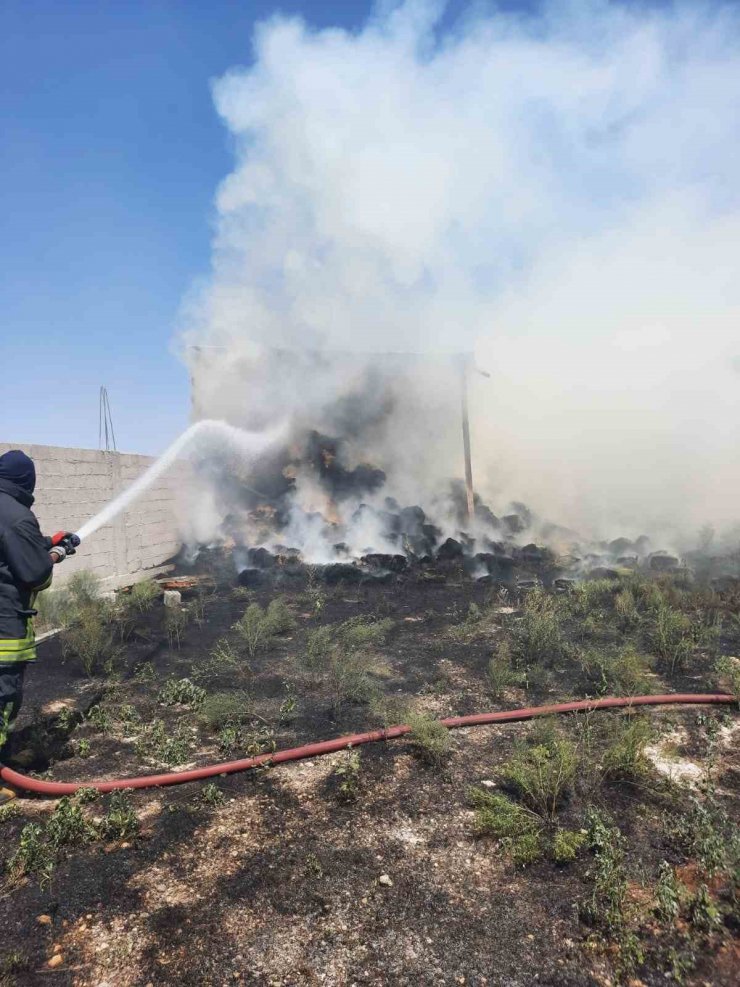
[0, 693, 734, 796]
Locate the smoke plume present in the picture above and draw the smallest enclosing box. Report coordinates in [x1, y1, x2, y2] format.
[181, 0, 740, 558]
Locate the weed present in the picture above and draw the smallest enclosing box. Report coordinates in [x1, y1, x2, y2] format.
[98, 791, 139, 840]
[165, 606, 188, 650]
[86, 704, 112, 732]
[601, 715, 652, 781]
[158, 677, 206, 708]
[298, 617, 392, 713]
[407, 713, 451, 766]
[715, 654, 740, 703]
[487, 640, 517, 698]
[470, 788, 543, 866]
[511, 831, 544, 867]
[63, 601, 120, 677]
[500, 734, 578, 819]
[667, 791, 739, 877]
[192, 637, 244, 686]
[56, 706, 76, 732]
[687, 884, 722, 933]
[117, 704, 141, 727]
[332, 749, 362, 801]
[133, 661, 155, 683]
[7, 823, 54, 884]
[199, 691, 253, 730]
[511, 589, 567, 666]
[67, 571, 102, 608]
[655, 861, 682, 924]
[648, 604, 693, 674]
[135, 719, 192, 766]
[77, 738, 92, 758]
[579, 645, 652, 696]
[233, 603, 270, 657]
[128, 579, 159, 613]
[46, 796, 96, 849]
[264, 597, 296, 635]
[552, 829, 587, 864]
[614, 587, 640, 631]
[581, 809, 629, 932]
[279, 690, 298, 723]
[200, 783, 225, 807]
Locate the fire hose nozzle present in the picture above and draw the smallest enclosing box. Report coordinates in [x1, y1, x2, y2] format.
[51, 532, 81, 553]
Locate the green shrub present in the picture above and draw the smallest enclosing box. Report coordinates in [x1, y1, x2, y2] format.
[158, 677, 206, 708]
[648, 603, 693, 674]
[7, 823, 54, 884]
[601, 715, 652, 781]
[332, 749, 362, 801]
[128, 579, 159, 613]
[233, 603, 271, 657]
[67, 571, 102, 608]
[199, 691, 253, 730]
[470, 788, 543, 866]
[299, 618, 392, 713]
[552, 828, 587, 864]
[135, 719, 192, 766]
[263, 597, 296, 635]
[614, 587, 640, 630]
[579, 645, 651, 696]
[407, 713, 451, 766]
[200, 783, 225, 807]
[581, 809, 629, 933]
[511, 589, 567, 666]
[165, 605, 188, 650]
[487, 640, 517, 698]
[46, 797, 96, 849]
[501, 734, 578, 819]
[192, 638, 243, 686]
[655, 861, 682, 924]
[98, 791, 139, 840]
[62, 601, 119, 677]
[715, 654, 740, 703]
[86, 704, 112, 732]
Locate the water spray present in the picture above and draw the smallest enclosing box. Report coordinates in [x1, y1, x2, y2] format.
[73, 419, 284, 544]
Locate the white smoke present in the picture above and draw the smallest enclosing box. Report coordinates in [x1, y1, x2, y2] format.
[181, 0, 740, 555]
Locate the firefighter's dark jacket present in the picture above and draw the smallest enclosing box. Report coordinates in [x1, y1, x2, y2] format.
[0, 478, 53, 663]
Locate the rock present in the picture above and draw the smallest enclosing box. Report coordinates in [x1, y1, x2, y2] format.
[48, 954, 64, 968]
[378, 874, 393, 887]
[437, 537, 464, 561]
[649, 553, 679, 572]
[37, 914, 53, 926]
[163, 590, 182, 608]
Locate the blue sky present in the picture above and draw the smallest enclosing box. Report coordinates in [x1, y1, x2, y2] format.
[0, 1, 384, 452]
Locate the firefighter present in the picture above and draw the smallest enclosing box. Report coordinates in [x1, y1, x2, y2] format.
[0, 450, 74, 804]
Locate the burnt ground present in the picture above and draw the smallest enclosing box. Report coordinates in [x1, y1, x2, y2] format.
[0, 556, 738, 986]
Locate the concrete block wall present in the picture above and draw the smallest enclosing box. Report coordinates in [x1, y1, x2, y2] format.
[0, 443, 183, 589]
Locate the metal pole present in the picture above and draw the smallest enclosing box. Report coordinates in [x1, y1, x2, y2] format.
[459, 354, 475, 521]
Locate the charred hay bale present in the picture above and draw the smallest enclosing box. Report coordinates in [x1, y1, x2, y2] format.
[322, 563, 364, 585]
[649, 552, 680, 572]
[586, 566, 620, 580]
[436, 537, 465, 561]
[236, 568, 265, 588]
[361, 553, 408, 573]
[502, 514, 526, 535]
[399, 505, 426, 535]
[247, 547, 277, 569]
